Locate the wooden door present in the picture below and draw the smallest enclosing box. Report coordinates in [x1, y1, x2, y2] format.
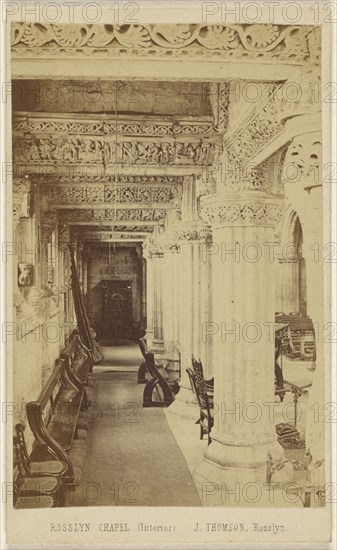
[101, 280, 133, 341]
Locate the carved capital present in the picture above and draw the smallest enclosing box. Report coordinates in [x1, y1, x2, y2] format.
[200, 192, 284, 228]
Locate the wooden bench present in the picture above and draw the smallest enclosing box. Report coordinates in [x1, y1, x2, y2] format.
[140, 339, 180, 407]
[26, 356, 88, 485]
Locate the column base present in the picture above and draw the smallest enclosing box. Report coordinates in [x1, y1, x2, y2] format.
[193, 438, 293, 506]
[167, 386, 198, 420]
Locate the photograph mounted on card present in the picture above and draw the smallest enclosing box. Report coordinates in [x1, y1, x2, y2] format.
[2, 1, 335, 549]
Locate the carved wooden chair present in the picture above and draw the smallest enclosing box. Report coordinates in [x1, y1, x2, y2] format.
[186, 367, 213, 445]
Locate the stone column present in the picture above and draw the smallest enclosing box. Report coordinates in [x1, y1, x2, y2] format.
[281, 113, 324, 483]
[160, 241, 181, 370]
[194, 191, 288, 493]
[150, 243, 165, 356]
[168, 222, 212, 417]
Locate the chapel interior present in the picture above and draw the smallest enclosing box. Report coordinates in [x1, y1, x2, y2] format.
[9, 22, 325, 509]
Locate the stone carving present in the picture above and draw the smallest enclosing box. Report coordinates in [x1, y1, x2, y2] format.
[218, 84, 230, 134]
[11, 24, 319, 64]
[60, 208, 166, 224]
[201, 197, 284, 227]
[18, 263, 33, 287]
[14, 135, 219, 167]
[172, 224, 212, 243]
[45, 184, 176, 204]
[33, 174, 184, 186]
[281, 134, 321, 188]
[14, 116, 215, 137]
[225, 83, 284, 164]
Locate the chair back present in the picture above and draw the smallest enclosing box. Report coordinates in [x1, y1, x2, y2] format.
[186, 368, 196, 396]
[139, 338, 148, 360]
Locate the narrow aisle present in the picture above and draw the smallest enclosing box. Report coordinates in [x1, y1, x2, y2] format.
[67, 346, 201, 507]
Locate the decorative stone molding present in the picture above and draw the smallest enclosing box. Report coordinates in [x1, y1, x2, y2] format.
[200, 192, 284, 228]
[208, 83, 230, 134]
[281, 132, 321, 189]
[44, 184, 180, 205]
[14, 134, 220, 167]
[28, 174, 185, 186]
[11, 24, 319, 65]
[14, 114, 215, 138]
[60, 208, 166, 224]
[74, 231, 148, 242]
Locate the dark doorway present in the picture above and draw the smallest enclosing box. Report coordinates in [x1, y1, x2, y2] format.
[101, 280, 133, 342]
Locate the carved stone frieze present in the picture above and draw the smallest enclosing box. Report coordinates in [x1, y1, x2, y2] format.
[11, 24, 319, 64]
[14, 115, 215, 137]
[14, 135, 220, 167]
[44, 184, 178, 204]
[200, 193, 284, 227]
[60, 208, 166, 224]
[32, 174, 184, 186]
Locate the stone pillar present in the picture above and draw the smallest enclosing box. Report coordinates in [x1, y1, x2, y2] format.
[281, 113, 324, 483]
[168, 222, 212, 417]
[150, 243, 165, 356]
[194, 191, 288, 494]
[161, 242, 181, 368]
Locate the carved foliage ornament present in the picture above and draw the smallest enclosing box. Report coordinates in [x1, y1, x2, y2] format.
[44, 185, 177, 204]
[11, 24, 319, 64]
[225, 83, 284, 163]
[201, 200, 284, 227]
[60, 208, 166, 223]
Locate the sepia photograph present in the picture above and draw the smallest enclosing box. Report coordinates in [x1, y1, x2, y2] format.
[1, 1, 336, 547]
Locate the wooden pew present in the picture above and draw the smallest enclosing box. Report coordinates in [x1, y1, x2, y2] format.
[140, 339, 180, 407]
[61, 329, 95, 410]
[26, 357, 87, 485]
